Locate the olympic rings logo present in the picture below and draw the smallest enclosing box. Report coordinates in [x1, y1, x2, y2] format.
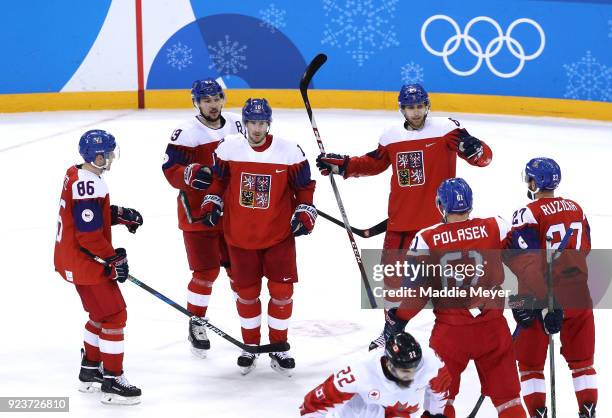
[420, 15, 545, 78]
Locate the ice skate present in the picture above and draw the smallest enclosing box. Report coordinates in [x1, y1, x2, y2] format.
[237, 349, 259, 375]
[100, 371, 142, 405]
[269, 351, 295, 377]
[78, 349, 103, 393]
[188, 316, 210, 358]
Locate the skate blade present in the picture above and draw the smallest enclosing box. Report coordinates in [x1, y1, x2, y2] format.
[239, 363, 257, 375]
[190, 346, 208, 359]
[270, 359, 293, 377]
[100, 393, 141, 405]
[78, 381, 101, 393]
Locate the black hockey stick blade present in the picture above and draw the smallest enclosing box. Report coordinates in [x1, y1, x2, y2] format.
[317, 209, 387, 238]
[300, 53, 327, 92]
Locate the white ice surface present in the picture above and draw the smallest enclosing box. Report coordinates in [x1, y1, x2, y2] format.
[0, 108, 610, 417]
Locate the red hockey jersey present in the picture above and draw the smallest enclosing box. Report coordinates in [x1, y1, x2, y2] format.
[205, 134, 315, 250]
[508, 196, 591, 305]
[345, 117, 492, 232]
[403, 216, 511, 325]
[162, 113, 243, 231]
[54, 166, 115, 285]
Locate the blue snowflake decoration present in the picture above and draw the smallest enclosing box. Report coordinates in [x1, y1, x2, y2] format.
[166, 42, 192, 71]
[321, 0, 400, 66]
[259, 3, 286, 33]
[401, 61, 424, 84]
[207, 35, 248, 77]
[563, 51, 611, 102]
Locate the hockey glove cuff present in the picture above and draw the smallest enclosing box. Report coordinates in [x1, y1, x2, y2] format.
[291, 204, 317, 236]
[201, 195, 223, 228]
[508, 294, 539, 328]
[104, 248, 129, 283]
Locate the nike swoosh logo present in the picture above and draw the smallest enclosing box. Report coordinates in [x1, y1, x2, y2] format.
[426, 143, 435, 147]
[275, 169, 286, 173]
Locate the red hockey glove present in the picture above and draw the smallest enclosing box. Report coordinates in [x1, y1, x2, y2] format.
[291, 204, 317, 236]
[111, 205, 143, 233]
[201, 195, 223, 227]
[184, 163, 212, 190]
[316, 153, 349, 176]
[104, 248, 129, 283]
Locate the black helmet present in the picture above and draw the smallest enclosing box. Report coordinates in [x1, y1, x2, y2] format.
[385, 332, 422, 369]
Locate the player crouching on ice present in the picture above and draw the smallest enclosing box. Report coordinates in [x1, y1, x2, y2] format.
[300, 332, 451, 417]
[200, 98, 317, 376]
[54, 130, 144, 404]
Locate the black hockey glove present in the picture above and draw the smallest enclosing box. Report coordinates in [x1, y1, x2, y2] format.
[542, 307, 563, 335]
[457, 130, 483, 160]
[508, 294, 539, 328]
[421, 412, 447, 418]
[111, 205, 143, 233]
[291, 204, 317, 236]
[316, 153, 349, 177]
[200, 195, 223, 228]
[184, 163, 212, 190]
[104, 248, 129, 283]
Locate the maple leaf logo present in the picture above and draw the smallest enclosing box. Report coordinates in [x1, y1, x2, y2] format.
[384, 401, 419, 418]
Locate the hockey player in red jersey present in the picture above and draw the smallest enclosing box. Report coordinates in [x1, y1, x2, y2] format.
[379, 178, 526, 418]
[314, 84, 493, 349]
[54, 130, 143, 405]
[507, 158, 595, 418]
[300, 332, 451, 418]
[162, 79, 244, 357]
[200, 98, 316, 375]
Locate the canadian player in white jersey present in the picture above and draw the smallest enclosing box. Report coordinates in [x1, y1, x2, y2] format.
[300, 332, 450, 418]
[314, 84, 492, 350]
[162, 79, 244, 358]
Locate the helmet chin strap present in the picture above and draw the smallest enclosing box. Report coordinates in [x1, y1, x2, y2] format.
[436, 203, 448, 223]
[91, 159, 110, 172]
[527, 188, 538, 200]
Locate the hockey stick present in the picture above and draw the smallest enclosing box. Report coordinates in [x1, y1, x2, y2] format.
[300, 53, 377, 308]
[545, 227, 574, 418]
[180, 190, 201, 224]
[317, 209, 388, 238]
[184, 185, 388, 238]
[80, 248, 289, 354]
[466, 229, 574, 418]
